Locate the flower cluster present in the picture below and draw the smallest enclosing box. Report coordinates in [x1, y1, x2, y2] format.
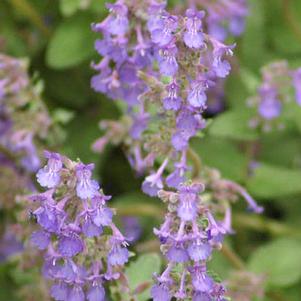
[91, 0, 235, 194]
[247, 60, 301, 131]
[90, 0, 262, 299]
[28, 151, 129, 301]
[151, 182, 229, 300]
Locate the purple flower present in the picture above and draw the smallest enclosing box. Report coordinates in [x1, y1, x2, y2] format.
[183, 9, 205, 49]
[58, 232, 84, 257]
[158, 45, 178, 76]
[82, 215, 103, 237]
[162, 82, 182, 111]
[75, 163, 99, 200]
[107, 241, 129, 266]
[151, 283, 172, 301]
[229, 16, 246, 36]
[142, 159, 169, 197]
[187, 80, 210, 109]
[212, 41, 234, 78]
[130, 112, 149, 139]
[192, 291, 211, 301]
[150, 13, 178, 47]
[50, 282, 69, 301]
[37, 151, 62, 188]
[92, 205, 113, 227]
[34, 205, 60, 233]
[292, 68, 301, 106]
[177, 184, 204, 221]
[87, 283, 105, 301]
[105, 3, 129, 36]
[166, 169, 185, 188]
[190, 265, 214, 293]
[258, 85, 282, 120]
[31, 230, 50, 250]
[187, 240, 212, 261]
[166, 243, 189, 263]
[68, 285, 85, 301]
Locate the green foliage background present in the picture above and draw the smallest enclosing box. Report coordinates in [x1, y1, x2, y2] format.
[1, 0, 301, 300]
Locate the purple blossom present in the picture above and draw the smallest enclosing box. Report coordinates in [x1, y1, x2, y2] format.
[150, 13, 178, 47]
[37, 151, 62, 188]
[258, 85, 282, 120]
[105, 2, 129, 36]
[211, 41, 234, 78]
[187, 80, 210, 109]
[162, 82, 182, 111]
[87, 283, 105, 301]
[31, 230, 51, 250]
[190, 265, 214, 293]
[151, 283, 172, 301]
[58, 232, 84, 258]
[107, 241, 129, 266]
[187, 240, 212, 261]
[75, 163, 99, 200]
[183, 9, 205, 49]
[158, 45, 178, 77]
[166, 243, 189, 263]
[68, 285, 85, 301]
[50, 282, 69, 301]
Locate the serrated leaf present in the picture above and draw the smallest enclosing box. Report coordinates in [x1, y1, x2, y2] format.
[208, 110, 259, 141]
[46, 14, 96, 69]
[248, 238, 301, 288]
[126, 253, 161, 301]
[247, 163, 301, 199]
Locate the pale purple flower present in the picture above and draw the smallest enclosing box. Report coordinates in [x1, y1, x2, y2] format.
[58, 232, 84, 257]
[31, 230, 51, 250]
[75, 163, 99, 200]
[187, 240, 212, 261]
[166, 243, 189, 263]
[151, 283, 172, 301]
[105, 2, 129, 36]
[107, 241, 129, 266]
[158, 45, 178, 76]
[150, 13, 178, 47]
[183, 9, 205, 49]
[68, 285, 85, 301]
[37, 151, 62, 188]
[258, 85, 282, 120]
[190, 265, 214, 293]
[50, 282, 69, 301]
[87, 283, 105, 301]
[162, 82, 182, 111]
[212, 41, 234, 78]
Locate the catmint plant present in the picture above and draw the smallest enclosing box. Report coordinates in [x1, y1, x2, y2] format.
[91, 0, 263, 300]
[28, 151, 129, 301]
[247, 61, 301, 131]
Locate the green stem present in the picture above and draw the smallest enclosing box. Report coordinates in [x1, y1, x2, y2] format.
[9, 0, 51, 37]
[233, 213, 301, 237]
[187, 147, 201, 179]
[282, 0, 301, 44]
[221, 243, 245, 270]
[115, 203, 164, 218]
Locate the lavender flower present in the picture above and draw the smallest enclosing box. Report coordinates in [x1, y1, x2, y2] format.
[28, 152, 129, 300]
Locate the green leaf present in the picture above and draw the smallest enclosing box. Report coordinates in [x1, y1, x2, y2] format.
[192, 137, 248, 182]
[126, 253, 161, 301]
[46, 13, 96, 69]
[208, 110, 259, 141]
[247, 163, 301, 199]
[248, 238, 301, 288]
[59, 0, 81, 16]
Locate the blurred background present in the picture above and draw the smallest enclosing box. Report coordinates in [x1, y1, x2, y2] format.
[1, 0, 301, 300]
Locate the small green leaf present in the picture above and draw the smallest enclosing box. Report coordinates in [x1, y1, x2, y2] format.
[46, 14, 96, 69]
[247, 163, 301, 199]
[126, 253, 161, 301]
[208, 110, 259, 141]
[248, 238, 301, 288]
